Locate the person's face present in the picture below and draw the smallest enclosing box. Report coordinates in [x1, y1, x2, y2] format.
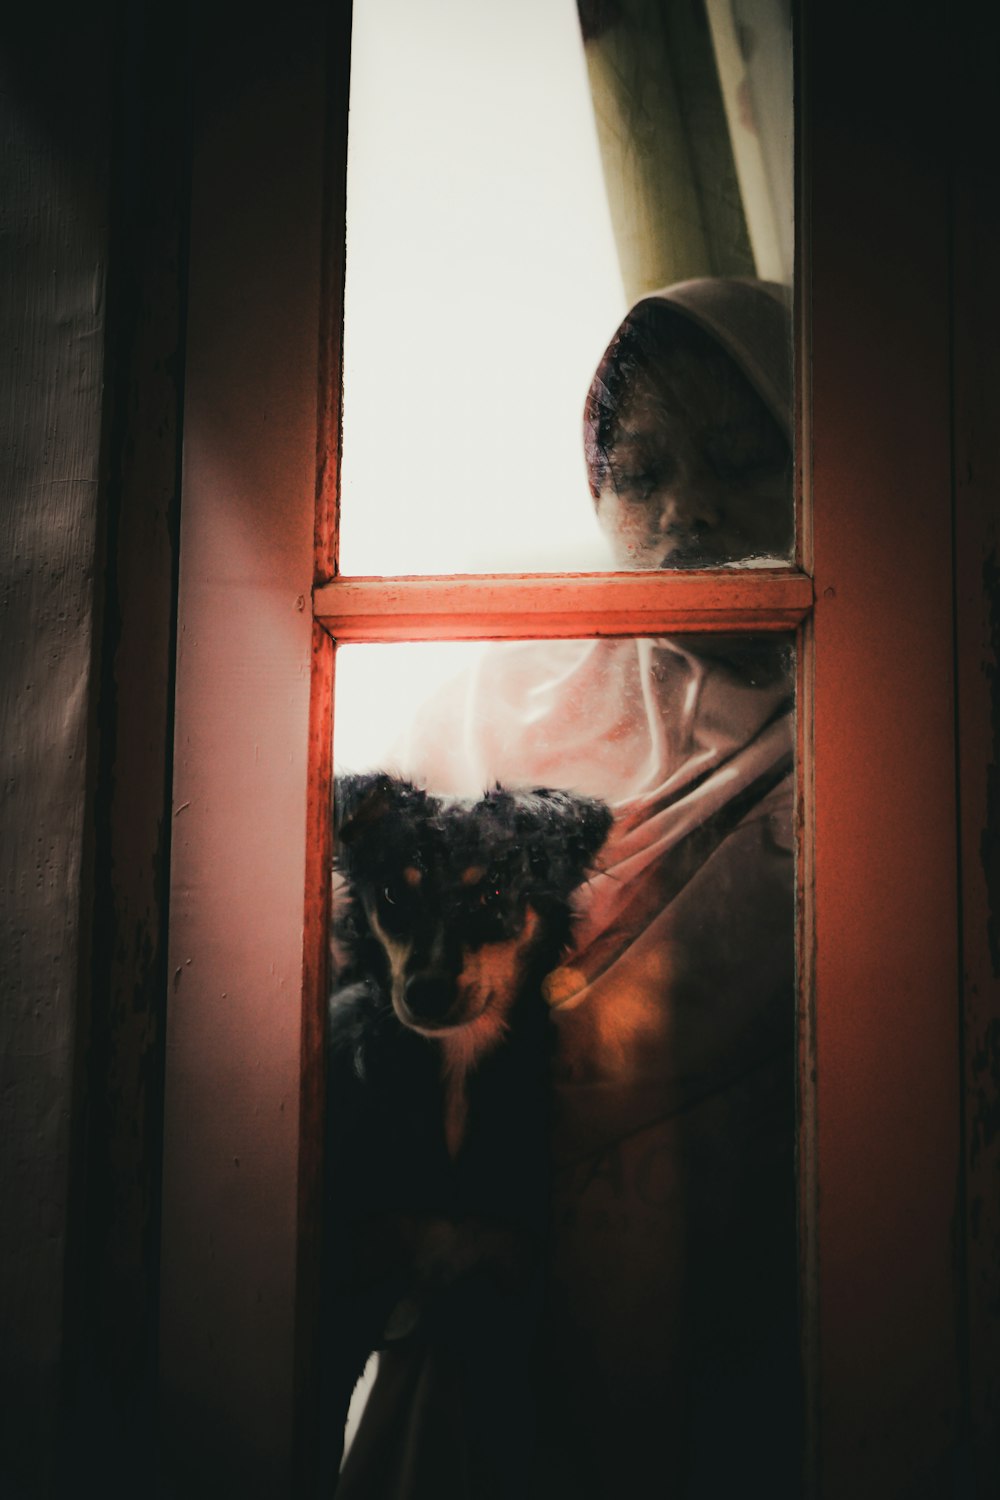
[594, 340, 793, 570]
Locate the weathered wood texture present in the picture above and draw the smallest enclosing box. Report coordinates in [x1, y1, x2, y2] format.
[0, 8, 113, 1495]
[1, 7, 187, 1495]
[808, 1, 962, 1494]
[294, 13, 351, 1489]
[157, 5, 326, 1494]
[293, 623, 335, 1495]
[314, 569, 813, 640]
[68, 3, 189, 1490]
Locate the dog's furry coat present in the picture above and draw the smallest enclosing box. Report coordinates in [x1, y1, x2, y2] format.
[321, 774, 611, 1493]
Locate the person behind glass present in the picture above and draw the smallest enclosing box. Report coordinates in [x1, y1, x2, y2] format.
[540, 277, 800, 1498]
[338, 279, 800, 1500]
[585, 276, 793, 571]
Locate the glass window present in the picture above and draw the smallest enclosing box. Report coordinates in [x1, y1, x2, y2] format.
[330, 635, 799, 1493]
[323, 2, 801, 1492]
[339, 0, 794, 575]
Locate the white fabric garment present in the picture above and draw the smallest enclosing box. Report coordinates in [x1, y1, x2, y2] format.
[384, 631, 797, 1497]
[395, 633, 794, 1150]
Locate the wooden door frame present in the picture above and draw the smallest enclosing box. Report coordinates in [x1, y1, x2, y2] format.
[158, 2, 995, 1495]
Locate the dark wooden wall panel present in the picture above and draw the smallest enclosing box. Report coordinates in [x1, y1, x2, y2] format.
[807, 1, 962, 1493]
[71, 3, 189, 1488]
[0, 8, 114, 1494]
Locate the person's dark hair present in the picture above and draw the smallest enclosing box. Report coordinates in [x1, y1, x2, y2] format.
[583, 281, 792, 504]
[581, 304, 785, 504]
[583, 308, 666, 500]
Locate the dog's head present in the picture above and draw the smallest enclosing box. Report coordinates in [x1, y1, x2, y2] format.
[334, 773, 611, 1042]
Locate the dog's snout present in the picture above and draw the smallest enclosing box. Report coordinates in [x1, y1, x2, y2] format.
[403, 975, 454, 1025]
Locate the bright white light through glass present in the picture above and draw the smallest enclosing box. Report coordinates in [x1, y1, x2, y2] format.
[340, 0, 625, 576]
[334, 642, 491, 776]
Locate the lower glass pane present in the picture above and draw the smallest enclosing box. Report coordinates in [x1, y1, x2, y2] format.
[328, 634, 799, 1496]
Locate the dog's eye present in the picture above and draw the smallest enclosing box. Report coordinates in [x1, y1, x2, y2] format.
[383, 864, 423, 907]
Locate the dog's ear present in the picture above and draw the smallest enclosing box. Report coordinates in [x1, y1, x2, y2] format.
[502, 787, 612, 895]
[335, 772, 425, 846]
[535, 789, 613, 879]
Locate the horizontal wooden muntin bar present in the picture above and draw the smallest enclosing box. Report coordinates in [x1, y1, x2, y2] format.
[313, 570, 814, 642]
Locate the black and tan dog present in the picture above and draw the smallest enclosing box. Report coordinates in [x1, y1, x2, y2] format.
[322, 773, 611, 1493]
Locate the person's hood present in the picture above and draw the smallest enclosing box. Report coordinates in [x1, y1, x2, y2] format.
[586, 275, 793, 448]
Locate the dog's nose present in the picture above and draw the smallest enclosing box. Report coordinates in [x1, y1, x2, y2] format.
[403, 975, 454, 1025]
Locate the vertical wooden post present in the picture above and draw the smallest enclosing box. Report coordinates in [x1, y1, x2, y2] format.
[0, 7, 114, 1492]
[158, 6, 327, 1493]
[807, 2, 962, 1492]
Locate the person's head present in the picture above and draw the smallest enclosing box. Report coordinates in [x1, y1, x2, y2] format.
[584, 279, 793, 570]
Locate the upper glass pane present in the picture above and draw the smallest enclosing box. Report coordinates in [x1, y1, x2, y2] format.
[340, 0, 794, 575]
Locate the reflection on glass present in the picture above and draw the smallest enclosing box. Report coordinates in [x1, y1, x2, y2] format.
[341, 0, 794, 575]
[331, 634, 800, 1497]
